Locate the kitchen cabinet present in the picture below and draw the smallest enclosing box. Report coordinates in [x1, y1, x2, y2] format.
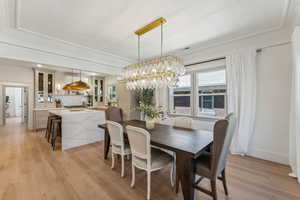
[35, 69, 55, 107]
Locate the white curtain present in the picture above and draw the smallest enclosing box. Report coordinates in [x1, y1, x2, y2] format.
[226, 48, 257, 155]
[290, 28, 300, 182]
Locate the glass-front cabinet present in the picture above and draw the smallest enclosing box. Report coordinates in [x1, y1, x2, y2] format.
[92, 77, 104, 104]
[35, 69, 55, 107]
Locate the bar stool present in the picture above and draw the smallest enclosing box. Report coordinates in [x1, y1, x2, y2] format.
[50, 119, 62, 151]
[45, 115, 60, 142]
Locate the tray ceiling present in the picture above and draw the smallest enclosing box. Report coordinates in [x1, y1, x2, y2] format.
[17, 0, 289, 60]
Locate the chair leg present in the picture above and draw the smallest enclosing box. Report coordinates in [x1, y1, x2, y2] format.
[131, 165, 135, 188]
[175, 174, 179, 193]
[111, 153, 115, 169]
[222, 169, 228, 195]
[147, 171, 151, 200]
[211, 180, 217, 200]
[121, 155, 125, 178]
[170, 162, 174, 187]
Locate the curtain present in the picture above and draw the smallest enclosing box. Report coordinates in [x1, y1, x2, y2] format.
[290, 28, 300, 182]
[226, 48, 257, 155]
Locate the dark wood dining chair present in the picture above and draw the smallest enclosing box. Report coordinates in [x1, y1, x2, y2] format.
[105, 106, 123, 122]
[193, 113, 236, 200]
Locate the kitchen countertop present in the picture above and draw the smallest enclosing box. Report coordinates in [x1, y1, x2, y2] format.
[49, 109, 103, 116]
[34, 106, 107, 112]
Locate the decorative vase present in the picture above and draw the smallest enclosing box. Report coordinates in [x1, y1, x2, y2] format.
[146, 119, 155, 130]
[56, 103, 61, 108]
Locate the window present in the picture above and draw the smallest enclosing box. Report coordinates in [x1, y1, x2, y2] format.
[197, 69, 226, 117]
[169, 74, 192, 115]
[169, 66, 227, 118]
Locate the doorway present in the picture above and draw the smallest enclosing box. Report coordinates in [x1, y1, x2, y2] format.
[3, 86, 28, 126]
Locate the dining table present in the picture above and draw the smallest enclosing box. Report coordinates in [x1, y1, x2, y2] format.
[98, 120, 213, 200]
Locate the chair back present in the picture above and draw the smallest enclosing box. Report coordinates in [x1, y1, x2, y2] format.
[126, 125, 151, 168]
[211, 113, 236, 178]
[174, 117, 192, 129]
[107, 120, 124, 147]
[106, 106, 123, 122]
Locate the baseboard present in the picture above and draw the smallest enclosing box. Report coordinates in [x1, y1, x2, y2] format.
[247, 148, 289, 165]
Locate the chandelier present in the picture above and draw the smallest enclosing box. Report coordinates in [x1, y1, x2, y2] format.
[122, 17, 185, 90]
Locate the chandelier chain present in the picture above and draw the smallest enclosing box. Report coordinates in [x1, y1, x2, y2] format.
[138, 35, 141, 62]
[161, 24, 163, 57]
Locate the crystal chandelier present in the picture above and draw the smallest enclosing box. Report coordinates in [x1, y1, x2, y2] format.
[122, 17, 185, 90]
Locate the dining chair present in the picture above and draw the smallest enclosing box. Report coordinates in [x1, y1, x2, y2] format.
[106, 106, 123, 122]
[193, 113, 236, 200]
[107, 120, 131, 177]
[173, 116, 192, 192]
[126, 125, 174, 200]
[174, 116, 192, 129]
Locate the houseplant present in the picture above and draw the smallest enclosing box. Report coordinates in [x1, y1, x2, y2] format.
[55, 98, 62, 108]
[137, 102, 162, 129]
[135, 89, 154, 120]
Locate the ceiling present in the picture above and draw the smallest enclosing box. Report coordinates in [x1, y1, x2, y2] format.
[16, 0, 290, 60]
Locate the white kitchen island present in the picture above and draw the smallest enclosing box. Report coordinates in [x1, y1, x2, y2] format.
[49, 109, 105, 151]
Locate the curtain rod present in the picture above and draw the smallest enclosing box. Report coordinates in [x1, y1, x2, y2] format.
[185, 57, 225, 67]
[185, 41, 291, 67]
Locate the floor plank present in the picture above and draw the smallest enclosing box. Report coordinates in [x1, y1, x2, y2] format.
[0, 118, 299, 200]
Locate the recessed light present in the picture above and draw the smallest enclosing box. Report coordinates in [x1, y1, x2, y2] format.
[37, 64, 43, 68]
[184, 47, 190, 50]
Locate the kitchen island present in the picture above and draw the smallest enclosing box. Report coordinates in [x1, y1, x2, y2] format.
[49, 109, 105, 150]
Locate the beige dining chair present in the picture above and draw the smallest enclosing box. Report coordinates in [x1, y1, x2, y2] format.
[173, 116, 192, 191]
[193, 113, 236, 200]
[126, 125, 174, 200]
[174, 116, 192, 129]
[107, 120, 131, 177]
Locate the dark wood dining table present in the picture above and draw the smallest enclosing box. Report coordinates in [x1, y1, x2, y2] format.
[98, 120, 213, 200]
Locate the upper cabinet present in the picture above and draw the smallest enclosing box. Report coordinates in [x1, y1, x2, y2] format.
[92, 76, 104, 104]
[35, 69, 55, 107]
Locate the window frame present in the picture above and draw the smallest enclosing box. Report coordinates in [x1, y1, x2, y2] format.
[168, 65, 227, 120]
[168, 72, 193, 116]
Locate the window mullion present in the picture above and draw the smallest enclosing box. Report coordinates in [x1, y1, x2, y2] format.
[192, 71, 197, 117]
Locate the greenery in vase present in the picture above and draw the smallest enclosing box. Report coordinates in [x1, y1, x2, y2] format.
[137, 102, 163, 120]
[55, 98, 61, 104]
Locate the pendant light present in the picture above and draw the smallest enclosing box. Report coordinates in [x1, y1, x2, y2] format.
[63, 69, 90, 90]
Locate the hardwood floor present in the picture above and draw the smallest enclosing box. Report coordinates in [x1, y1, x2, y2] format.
[0, 118, 300, 200]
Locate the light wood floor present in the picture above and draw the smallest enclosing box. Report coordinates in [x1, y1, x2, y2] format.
[0, 118, 300, 200]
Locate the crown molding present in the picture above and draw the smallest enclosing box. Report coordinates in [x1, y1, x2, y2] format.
[0, 0, 294, 72]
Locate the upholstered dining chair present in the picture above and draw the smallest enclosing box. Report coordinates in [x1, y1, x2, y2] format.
[107, 120, 131, 177]
[126, 125, 174, 200]
[106, 106, 123, 122]
[173, 116, 192, 192]
[193, 113, 236, 200]
[174, 116, 192, 129]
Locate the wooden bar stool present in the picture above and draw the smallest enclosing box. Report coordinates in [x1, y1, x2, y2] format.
[45, 115, 60, 142]
[50, 119, 62, 151]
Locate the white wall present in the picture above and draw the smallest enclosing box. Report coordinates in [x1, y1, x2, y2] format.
[0, 65, 34, 129]
[175, 29, 293, 164]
